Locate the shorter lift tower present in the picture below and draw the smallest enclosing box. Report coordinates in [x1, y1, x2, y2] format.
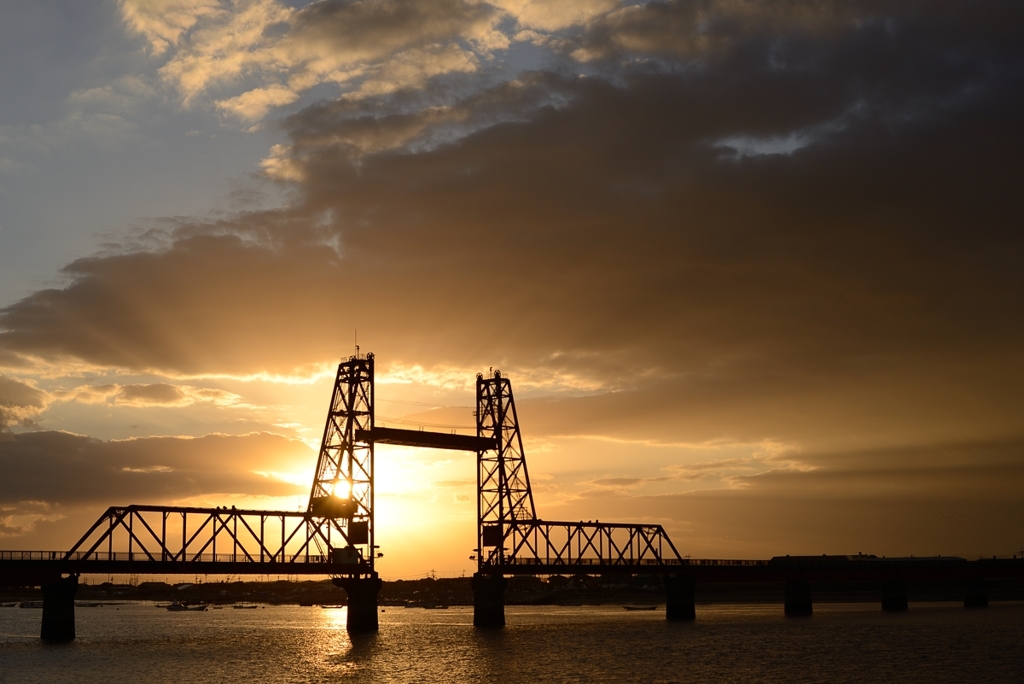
[471, 370, 684, 626]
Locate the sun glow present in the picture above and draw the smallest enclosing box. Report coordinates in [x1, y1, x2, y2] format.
[332, 480, 353, 500]
[368, 444, 479, 577]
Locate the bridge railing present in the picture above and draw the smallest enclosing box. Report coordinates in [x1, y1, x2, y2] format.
[0, 550, 331, 564]
[1, 551, 67, 562]
[683, 559, 769, 567]
[505, 556, 770, 568]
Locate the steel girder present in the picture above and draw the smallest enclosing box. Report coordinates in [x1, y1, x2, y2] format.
[60, 504, 367, 573]
[494, 519, 683, 570]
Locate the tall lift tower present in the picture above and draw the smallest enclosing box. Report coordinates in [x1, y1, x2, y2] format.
[309, 353, 375, 568]
[308, 352, 381, 630]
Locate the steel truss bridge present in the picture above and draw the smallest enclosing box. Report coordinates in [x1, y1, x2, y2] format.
[0, 357, 685, 584]
[3, 352, 1023, 638]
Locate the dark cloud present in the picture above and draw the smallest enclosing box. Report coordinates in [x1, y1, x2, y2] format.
[117, 383, 185, 405]
[0, 431, 311, 506]
[573, 0, 1023, 64]
[288, 0, 495, 55]
[0, 1, 1021, 449]
[278, 72, 568, 158]
[0, 375, 48, 430]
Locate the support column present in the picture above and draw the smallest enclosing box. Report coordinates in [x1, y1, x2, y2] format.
[472, 573, 507, 627]
[964, 577, 988, 608]
[664, 574, 696, 621]
[41, 574, 78, 642]
[333, 574, 382, 632]
[784, 579, 812, 616]
[881, 579, 909, 612]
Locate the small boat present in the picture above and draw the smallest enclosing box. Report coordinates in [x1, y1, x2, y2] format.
[75, 602, 104, 608]
[320, 604, 346, 609]
[232, 603, 259, 609]
[166, 601, 207, 612]
[623, 605, 658, 611]
[0, 602, 18, 608]
[19, 601, 44, 609]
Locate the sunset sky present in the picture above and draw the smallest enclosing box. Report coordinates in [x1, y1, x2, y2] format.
[1, 0, 1022, 579]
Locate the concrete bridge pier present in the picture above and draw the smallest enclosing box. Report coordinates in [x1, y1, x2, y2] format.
[41, 574, 78, 642]
[964, 577, 988, 608]
[664, 574, 696, 621]
[784, 579, 813, 616]
[472, 573, 507, 627]
[881, 579, 909, 612]
[333, 574, 382, 632]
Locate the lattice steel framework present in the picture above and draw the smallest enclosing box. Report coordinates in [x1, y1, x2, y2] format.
[476, 369, 683, 572]
[5, 356, 684, 581]
[494, 520, 683, 571]
[308, 354, 375, 572]
[476, 370, 535, 566]
[61, 505, 367, 572]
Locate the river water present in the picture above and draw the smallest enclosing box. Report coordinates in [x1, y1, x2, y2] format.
[1, 602, 1022, 683]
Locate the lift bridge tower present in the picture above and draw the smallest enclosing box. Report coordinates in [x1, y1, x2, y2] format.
[469, 370, 685, 626]
[308, 352, 382, 631]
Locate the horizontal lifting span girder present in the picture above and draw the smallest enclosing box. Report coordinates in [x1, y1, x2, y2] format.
[356, 426, 497, 452]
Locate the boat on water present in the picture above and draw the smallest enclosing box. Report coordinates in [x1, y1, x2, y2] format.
[232, 603, 259, 609]
[165, 601, 208, 612]
[623, 605, 658, 611]
[320, 604, 346, 609]
[0, 602, 18, 608]
[19, 601, 44, 609]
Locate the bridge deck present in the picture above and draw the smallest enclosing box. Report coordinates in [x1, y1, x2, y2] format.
[491, 557, 1024, 582]
[0, 550, 369, 586]
[4, 551, 1021, 587]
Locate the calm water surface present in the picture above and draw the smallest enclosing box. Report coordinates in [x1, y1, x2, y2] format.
[1, 602, 1022, 683]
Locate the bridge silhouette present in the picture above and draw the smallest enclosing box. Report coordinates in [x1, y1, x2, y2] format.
[2, 353, 1021, 641]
